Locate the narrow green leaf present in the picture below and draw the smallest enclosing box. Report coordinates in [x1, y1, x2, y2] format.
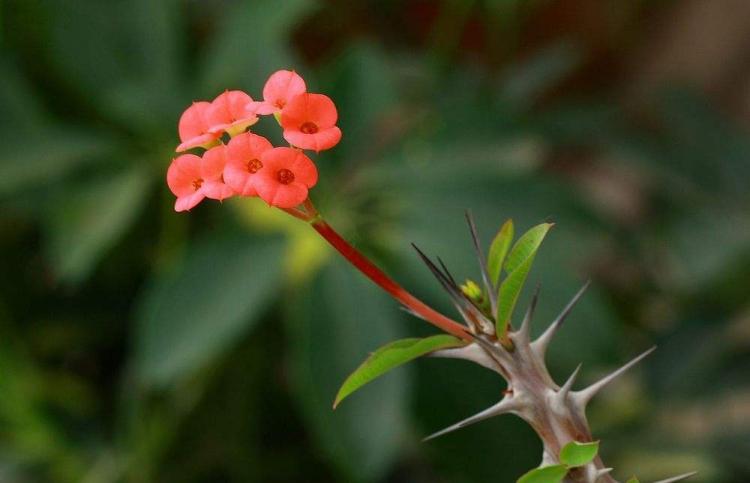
[504, 223, 553, 273]
[487, 219, 514, 285]
[334, 334, 465, 408]
[626, 478, 640, 483]
[517, 465, 568, 483]
[496, 223, 552, 334]
[559, 440, 600, 467]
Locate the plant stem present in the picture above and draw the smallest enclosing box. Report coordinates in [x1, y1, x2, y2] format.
[300, 201, 471, 341]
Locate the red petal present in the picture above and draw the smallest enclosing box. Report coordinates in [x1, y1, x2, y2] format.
[280, 93, 338, 130]
[175, 191, 206, 212]
[178, 101, 212, 142]
[255, 179, 309, 208]
[283, 126, 342, 152]
[262, 70, 306, 111]
[167, 154, 202, 197]
[201, 181, 235, 201]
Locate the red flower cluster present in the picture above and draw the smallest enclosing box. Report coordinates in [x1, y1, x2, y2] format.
[167, 70, 341, 211]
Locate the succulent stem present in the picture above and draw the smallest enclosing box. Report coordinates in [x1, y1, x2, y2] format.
[430, 287, 662, 483]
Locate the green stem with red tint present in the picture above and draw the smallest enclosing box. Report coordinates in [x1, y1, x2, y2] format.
[284, 199, 472, 341]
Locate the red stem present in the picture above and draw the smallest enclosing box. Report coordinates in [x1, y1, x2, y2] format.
[310, 219, 472, 341]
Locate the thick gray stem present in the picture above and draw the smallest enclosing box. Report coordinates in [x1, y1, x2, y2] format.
[429, 286, 661, 483]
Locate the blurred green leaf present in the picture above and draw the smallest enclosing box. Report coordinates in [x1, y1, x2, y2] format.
[0, 60, 48, 134]
[499, 42, 582, 110]
[134, 233, 285, 387]
[496, 223, 552, 333]
[559, 440, 599, 467]
[286, 258, 409, 482]
[46, 0, 132, 95]
[334, 334, 464, 408]
[626, 478, 640, 483]
[199, 0, 316, 93]
[43, 164, 151, 284]
[321, 43, 398, 161]
[0, 130, 114, 197]
[488, 219, 514, 286]
[517, 464, 568, 483]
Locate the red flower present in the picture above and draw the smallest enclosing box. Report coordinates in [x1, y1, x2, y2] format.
[167, 147, 234, 211]
[280, 93, 342, 152]
[206, 90, 259, 137]
[176, 102, 222, 152]
[223, 132, 274, 196]
[254, 147, 318, 208]
[250, 70, 306, 115]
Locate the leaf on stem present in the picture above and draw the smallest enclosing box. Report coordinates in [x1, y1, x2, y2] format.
[488, 219, 514, 285]
[496, 223, 552, 335]
[517, 464, 568, 483]
[559, 440, 599, 467]
[334, 334, 465, 408]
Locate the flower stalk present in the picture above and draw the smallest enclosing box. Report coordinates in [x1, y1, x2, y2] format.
[303, 202, 472, 341]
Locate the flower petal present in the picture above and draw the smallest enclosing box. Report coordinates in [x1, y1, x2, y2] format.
[283, 126, 342, 152]
[262, 70, 306, 111]
[178, 102, 212, 141]
[167, 154, 202, 197]
[175, 191, 206, 212]
[206, 90, 258, 135]
[223, 133, 274, 196]
[176, 133, 220, 152]
[281, 93, 338, 129]
[201, 181, 235, 201]
[201, 145, 228, 181]
[255, 178, 309, 208]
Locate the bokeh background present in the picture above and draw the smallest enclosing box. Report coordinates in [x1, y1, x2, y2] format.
[2, 0, 749, 481]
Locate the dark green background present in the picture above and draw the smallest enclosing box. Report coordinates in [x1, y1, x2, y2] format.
[1, 0, 748, 481]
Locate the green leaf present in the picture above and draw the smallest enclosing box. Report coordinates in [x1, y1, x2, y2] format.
[504, 223, 553, 273]
[626, 478, 640, 483]
[200, 0, 315, 93]
[559, 440, 600, 467]
[334, 334, 465, 408]
[43, 165, 151, 284]
[517, 465, 568, 483]
[496, 223, 552, 334]
[0, 130, 114, 197]
[133, 233, 285, 387]
[286, 258, 410, 482]
[488, 219, 514, 285]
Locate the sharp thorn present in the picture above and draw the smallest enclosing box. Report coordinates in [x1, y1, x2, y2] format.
[573, 346, 656, 406]
[595, 468, 613, 479]
[411, 244, 463, 301]
[558, 363, 582, 399]
[437, 256, 457, 286]
[531, 281, 590, 360]
[464, 210, 498, 316]
[654, 472, 698, 483]
[423, 398, 516, 442]
[516, 283, 540, 343]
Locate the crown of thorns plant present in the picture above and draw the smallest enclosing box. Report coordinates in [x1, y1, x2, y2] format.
[167, 70, 695, 483]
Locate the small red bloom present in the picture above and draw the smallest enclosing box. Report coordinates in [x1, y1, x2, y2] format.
[167, 147, 234, 212]
[280, 93, 342, 152]
[223, 132, 274, 196]
[249, 70, 307, 115]
[176, 102, 222, 152]
[254, 147, 318, 208]
[206, 90, 259, 137]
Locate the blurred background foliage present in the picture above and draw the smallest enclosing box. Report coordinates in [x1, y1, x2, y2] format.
[1, 0, 749, 481]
